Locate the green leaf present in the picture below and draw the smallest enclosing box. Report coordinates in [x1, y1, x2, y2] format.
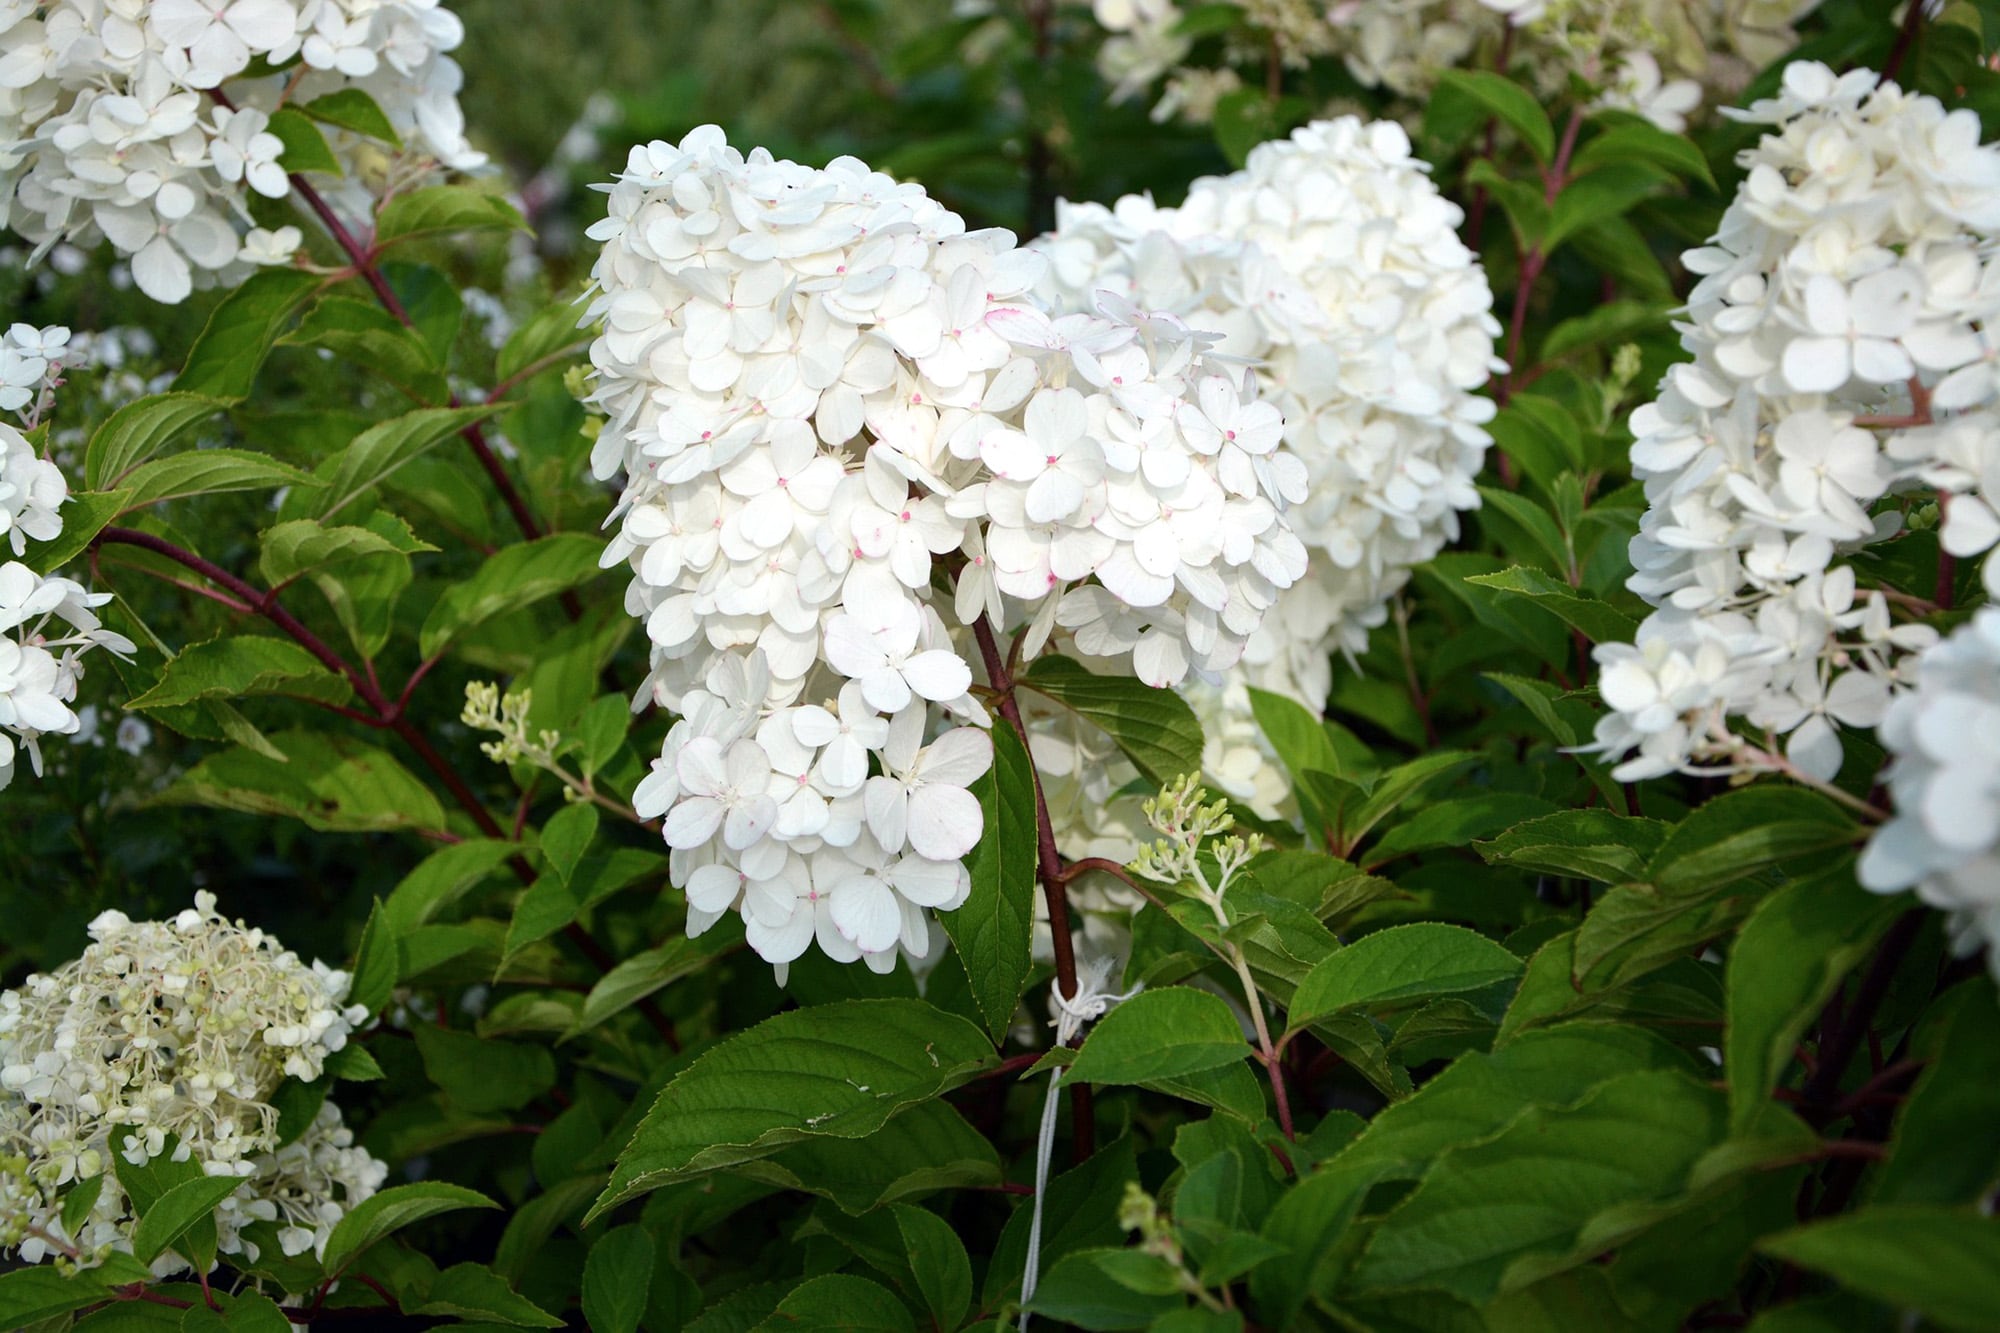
[1571, 879, 1756, 993]
[1572, 115, 1716, 188]
[1429, 69, 1556, 161]
[419, 533, 607, 656]
[1067, 987, 1250, 1085]
[348, 898, 397, 1015]
[413, 1262, 563, 1327]
[283, 404, 499, 522]
[158, 730, 447, 835]
[939, 719, 1036, 1040]
[258, 515, 435, 588]
[299, 89, 402, 146]
[0, 1267, 134, 1327]
[1875, 980, 2000, 1205]
[26, 488, 131, 572]
[84, 393, 228, 490]
[1545, 161, 1670, 253]
[382, 838, 519, 933]
[60, 1173, 104, 1238]
[130, 1175, 245, 1265]
[1246, 686, 1344, 780]
[376, 185, 529, 245]
[591, 998, 996, 1219]
[1724, 869, 1906, 1131]
[1462, 565, 1639, 645]
[1352, 1069, 1790, 1302]
[581, 1225, 654, 1333]
[1021, 654, 1205, 787]
[1364, 793, 1557, 868]
[174, 269, 324, 400]
[495, 300, 589, 385]
[1538, 300, 1676, 365]
[415, 1025, 556, 1113]
[270, 1074, 329, 1146]
[126, 635, 349, 711]
[281, 296, 443, 399]
[1647, 788, 1857, 894]
[1759, 1208, 2000, 1333]
[538, 802, 598, 887]
[1474, 487, 1572, 575]
[895, 1205, 973, 1331]
[320, 1181, 500, 1276]
[568, 934, 724, 1037]
[1288, 924, 1522, 1030]
[120, 448, 318, 509]
[1025, 1250, 1181, 1329]
[1477, 809, 1671, 883]
[1244, 849, 1396, 927]
[266, 107, 343, 175]
[752, 1273, 916, 1333]
[741, 1099, 1002, 1214]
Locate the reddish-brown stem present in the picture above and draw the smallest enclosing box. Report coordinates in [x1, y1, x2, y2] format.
[1882, 0, 1926, 84]
[1495, 105, 1587, 414]
[283, 169, 549, 548]
[971, 613, 1094, 1161]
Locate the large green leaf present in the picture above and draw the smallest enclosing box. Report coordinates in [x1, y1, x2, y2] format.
[156, 730, 447, 835]
[419, 533, 607, 656]
[567, 933, 730, 1037]
[416, 1024, 556, 1113]
[125, 634, 350, 711]
[1477, 809, 1670, 884]
[83, 392, 228, 489]
[1021, 654, 1205, 786]
[376, 185, 529, 244]
[281, 296, 444, 400]
[129, 1175, 246, 1265]
[1462, 566, 1639, 645]
[581, 1226, 654, 1333]
[119, 449, 318, 509]
[1352, 1070, 1802, 1302]
[1067, 986, 1250, 1085]
[1759, 1208, 2000, 1332]
[412, 1262, 562, 1327]
[173, 269, 324, 399]
[0, 1258, 156, 1327]
[381, 838, 519, 933]
[1646, 788, 1857, 894]
[258, 515, 435, 588]
[299, 88, 402, 145]
[282, 405, 499, 522]
[320, 1182, 500, 1276]
[751, 1273, 915, 1333]
[1724, 867, 1906, 1130]
[736, 1099, 1002, 1214]
[1427, 69, 1556, 161]
[938, 719, 1037, 1039]
[1874, 980, 2000, 1206]
[590, 999, 996, 1219]
[1287, 924, 1522, 1030]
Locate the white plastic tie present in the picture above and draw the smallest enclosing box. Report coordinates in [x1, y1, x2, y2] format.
[1018, 958, 1140, 1330]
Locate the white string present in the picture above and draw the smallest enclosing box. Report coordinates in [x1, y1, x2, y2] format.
[1018, 959, 1141, 1331]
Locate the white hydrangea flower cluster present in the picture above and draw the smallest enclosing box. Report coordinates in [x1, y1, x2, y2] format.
[1859, 608, 2000, 976]
[1082, 0, 1810, 133]
[0, 893, 383, 1271]
[1585, 63, 2000, 785]
[585, 125, 1308, 976]
[0, 0, 485, 303]
[1036, 117, 1501, 715]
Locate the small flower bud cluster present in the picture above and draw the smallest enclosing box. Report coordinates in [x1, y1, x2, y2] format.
[1036, 117, 1499, 720]
[0, 0, 484, 303]
[1858, 608, 2000, 977]
[1130, 772, 1263, 900]
[0, 893, 382, 1272]
[1585, 64, 2000, 785]
[585, 125, 1308, 975]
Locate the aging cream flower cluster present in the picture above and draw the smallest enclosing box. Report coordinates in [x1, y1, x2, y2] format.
[0, 894, 384, 1272]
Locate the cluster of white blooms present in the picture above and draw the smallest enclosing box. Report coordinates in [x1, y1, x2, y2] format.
[0, 0, 484, 303]
[585, 125, 1307, 975]
[1036, 117, 1500, 719]
[1081, 0, 1810, 132]
[1585, 63, 2000, 785]
[1859, 609, 2000, 976]
[0, 894, 383, 1271]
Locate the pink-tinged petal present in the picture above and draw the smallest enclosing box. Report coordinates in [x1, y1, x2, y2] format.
[723, 794, 778, 850]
